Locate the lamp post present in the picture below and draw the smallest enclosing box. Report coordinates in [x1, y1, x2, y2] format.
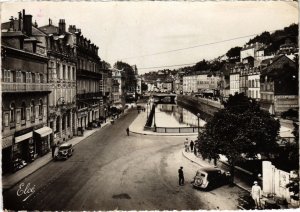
[197, 112, 201, 138]
[146, 101, 149, 119]
[153, 103, 156, 132]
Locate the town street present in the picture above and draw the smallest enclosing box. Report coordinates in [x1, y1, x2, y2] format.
[3, 109, 245, 210]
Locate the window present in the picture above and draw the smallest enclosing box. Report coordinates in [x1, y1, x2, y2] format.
[10, 103, 15, 123]
[72, 67, 75, 81]
[36, 73, 40, 83]
[21, 102, 26, 121]
[30, 100, 35, 121]
[40, 74, 44, 83]
[55, 116, 60, 133]
[39, 99, 43, 117]
[63, 65, 66, 79]
[32, 73, 35, 83]
[57, 63, 60, 79]
[62, 114, 66, 130]
[21, 72, 26, 83]
[68, 66, 71, 80]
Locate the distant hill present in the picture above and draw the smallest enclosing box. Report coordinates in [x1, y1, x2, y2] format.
[246, 23, 298, 54]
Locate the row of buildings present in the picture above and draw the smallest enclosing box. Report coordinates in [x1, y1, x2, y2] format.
[145, 41, 298, 116]
[1, 10, 140, 174]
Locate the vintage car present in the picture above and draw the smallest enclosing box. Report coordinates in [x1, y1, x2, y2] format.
[55, 143, 74, 160]
[191, 167, 230, 190]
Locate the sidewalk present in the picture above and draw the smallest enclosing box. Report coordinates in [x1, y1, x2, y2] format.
[129, 106, 198, 136]
[182, 150, 251, 192]
[2, 119, 113, 191]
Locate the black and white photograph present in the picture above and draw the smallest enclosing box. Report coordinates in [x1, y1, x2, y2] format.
[1, 1, 299, 211]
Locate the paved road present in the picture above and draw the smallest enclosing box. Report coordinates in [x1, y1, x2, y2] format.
[3, 109, 245, 210]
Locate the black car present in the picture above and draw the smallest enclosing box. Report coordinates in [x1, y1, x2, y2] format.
[55, 143, 74, 160]
[191, 167, 230, 190]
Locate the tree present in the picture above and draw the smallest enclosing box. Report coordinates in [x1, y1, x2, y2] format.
[226, 47, 242, 62]
[197, 93, 280, 184]
[194, 59, 209, 72]
[114, 61, 137, 95]
[141, 82, 148, 92]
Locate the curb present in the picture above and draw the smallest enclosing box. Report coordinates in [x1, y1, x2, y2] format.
[2, 124, 108, 192]
[129, 130, 198, 136]
[182, 150, 251, 193]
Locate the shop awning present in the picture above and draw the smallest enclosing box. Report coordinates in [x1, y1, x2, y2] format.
[15, 132, 33, 143]
[34, 127, 53, 137]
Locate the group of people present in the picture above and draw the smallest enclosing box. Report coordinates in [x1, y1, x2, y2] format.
[184, 138, 197, 155]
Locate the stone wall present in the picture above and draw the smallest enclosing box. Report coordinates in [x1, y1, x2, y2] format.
[177, 95, 223, 119]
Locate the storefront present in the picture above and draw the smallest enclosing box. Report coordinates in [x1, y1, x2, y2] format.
[12, 130, 35, 172]
[34, 126, 52, 156]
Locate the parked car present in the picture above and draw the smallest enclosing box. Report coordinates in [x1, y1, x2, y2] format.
[55, 143, 74, 160]
[191, 167, 230, 190]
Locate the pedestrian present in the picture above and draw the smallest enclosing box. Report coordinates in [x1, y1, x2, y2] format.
[51, 143, 57, 158]
[184, 138, 189, 152]
[251, 181, 262, 209]
[126, 127, 129, 136]
[178, 166, 184, 186]
[190, 140, 194, 151]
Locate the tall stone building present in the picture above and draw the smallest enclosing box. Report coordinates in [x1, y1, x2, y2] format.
[39, 19, 77, 145]
[68, 25, 103, 130]
[1, 10, 51, 173]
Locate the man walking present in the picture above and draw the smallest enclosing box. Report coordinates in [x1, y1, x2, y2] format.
[51, 143, 57, 158]
[178, 166, 184, 186]
[190, 140, 194, 151]
[251, 181, 262, 209]
[126, 127, 130, 136]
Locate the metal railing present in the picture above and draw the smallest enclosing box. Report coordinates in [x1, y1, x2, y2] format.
[156, 127, 202, 133]
[2, 83, 50, 92]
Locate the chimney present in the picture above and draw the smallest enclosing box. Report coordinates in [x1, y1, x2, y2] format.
[9, 16, 14, 31]
[18, 11, 22, 31]
[23, 10, 32, 36]
[59, 19, 66, 34]
[68, 25, 76, 33]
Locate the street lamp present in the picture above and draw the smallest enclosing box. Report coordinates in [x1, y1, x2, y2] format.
[197, 112, 201, 138]
[146, 101, 149, 119]
[153, 103, 157, 132]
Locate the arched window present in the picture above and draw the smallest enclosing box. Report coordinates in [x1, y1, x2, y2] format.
[30, 100, 35, 121]
[39, 99, 43, 117]
[21, 102, 26, 121]
[10, 103, 15, 123]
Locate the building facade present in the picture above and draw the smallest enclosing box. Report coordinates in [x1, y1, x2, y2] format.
[1, 10, 51, 173]
[39, 19, 77, 145]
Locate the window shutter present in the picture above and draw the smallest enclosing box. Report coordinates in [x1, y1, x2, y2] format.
[26, 108, 30, 121]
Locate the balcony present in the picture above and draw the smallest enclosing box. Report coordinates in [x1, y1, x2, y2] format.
[2, 83, 51, 93]
[77, 92, 103, 100]
[77, 69, 102, 79]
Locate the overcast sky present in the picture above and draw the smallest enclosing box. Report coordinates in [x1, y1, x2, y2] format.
[1, 1, 298, 74]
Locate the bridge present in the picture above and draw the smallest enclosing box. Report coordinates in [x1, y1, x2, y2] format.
[152, 93, 177, 104]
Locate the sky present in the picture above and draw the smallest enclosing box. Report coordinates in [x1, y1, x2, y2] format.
[1, 1, 298, 74]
